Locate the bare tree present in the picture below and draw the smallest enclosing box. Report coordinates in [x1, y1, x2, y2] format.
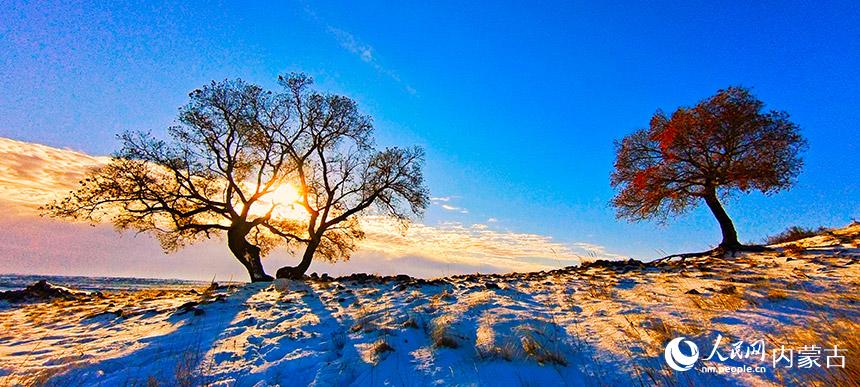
[273, 74, 429, 279]
[611, 86, 806, 253]
[44, 74, 428, 281]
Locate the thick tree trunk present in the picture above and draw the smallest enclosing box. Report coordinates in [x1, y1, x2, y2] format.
[276, 238, 320, 279]
[227, 226, 274, 282]
[702, 190, 741, 249]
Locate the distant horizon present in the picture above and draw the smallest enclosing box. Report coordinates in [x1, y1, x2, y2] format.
[0, 135, 855, 281]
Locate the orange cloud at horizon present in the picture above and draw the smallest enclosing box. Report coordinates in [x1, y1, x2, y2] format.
[0, 136, 623, 280]
[0, 137, 108, 214]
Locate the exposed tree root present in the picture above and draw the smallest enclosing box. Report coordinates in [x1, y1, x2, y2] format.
[655, 244, 773, 263]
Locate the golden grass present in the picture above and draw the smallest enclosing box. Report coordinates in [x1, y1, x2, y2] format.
[688, 291, 750, 311]
[747, 278, 791, 301]
[516, 325, 567, 366]
[461, 291, 492, 308]
[174, 345, 202, 387]
[766, 288, 789, 301]
[771, 318, 860, 386]
[475, 318, 569, 366]
[359, 339, 394, 365]
[402, 315, 419, 329]
[429, 314, 460, 349]
[584, 278, 616, 299]
[783, 243, 805, 257]
[475, 317, 516, 361]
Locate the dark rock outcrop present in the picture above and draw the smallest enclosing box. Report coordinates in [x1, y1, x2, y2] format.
[0, 280, 96, 303]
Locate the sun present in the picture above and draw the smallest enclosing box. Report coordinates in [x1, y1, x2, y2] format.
[252, 183, 307, 220]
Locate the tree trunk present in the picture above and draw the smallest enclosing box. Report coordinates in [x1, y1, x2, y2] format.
[702, 190, 741, 249]
[276, 238, 320, 279]
[227, 226, 274, 282]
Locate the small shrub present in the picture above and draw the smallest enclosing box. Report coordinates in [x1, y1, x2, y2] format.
[783, 243, 805, 257]
[434, 334, 459, 349]
[520, 334, 567, 366]
[174, 347, 201, 387]
[357, 339, 394, 365]
[430, 314, 460, 348]
[689, 291, 749, 311]
[402, 315, 419, 329]
[585, 279, 615, 299]
[766, 226, 826, 245]
[766, 288, 789, 301]
[371, 340, 394, 354]
[475, 319, 517, 361]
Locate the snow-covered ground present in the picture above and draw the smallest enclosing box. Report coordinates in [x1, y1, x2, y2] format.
[1, 224, 858, 386]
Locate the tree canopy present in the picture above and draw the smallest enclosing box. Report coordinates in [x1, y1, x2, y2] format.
[44, 73, 429, 281]
[610, 86, 806, 250]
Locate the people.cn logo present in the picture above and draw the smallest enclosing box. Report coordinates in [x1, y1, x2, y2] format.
[664, 337, 699, 371]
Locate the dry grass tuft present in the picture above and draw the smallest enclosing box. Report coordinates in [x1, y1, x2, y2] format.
[361, 339, 394, 365]
[688, 290, 750, 311]
[641, 317, 677, 347]
[766, 226, 826, 245]
[475, 318, 517, 361]
[174, 346, 202, 387]
[18, 365, 73, 386]
[430, 314, 460, 349]
[621, 315, 705, 356]
[766, 287, 789, 301]
[519, 332, 567, 366]
[783, 243, 805, 257]
[462, 291, 492, 308]
[356, 338, 395, 365]
[748, 279, 791, 301]
[585, 278, 616, 299]
[773, 318, 860, 386]
[371, 339, 394, 355]
[402, 315, 419, 329]
[350, 305, 378, 333]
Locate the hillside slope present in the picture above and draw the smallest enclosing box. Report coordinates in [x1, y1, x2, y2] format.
[1, 224, 858, 386]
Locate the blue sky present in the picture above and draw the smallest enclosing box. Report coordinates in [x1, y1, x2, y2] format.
[1, 0, 858, 261]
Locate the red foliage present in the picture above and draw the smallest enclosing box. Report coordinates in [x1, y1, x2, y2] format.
[610, 86, 806, 221]
[657, 122, 678, 159]
[632, 166, 657, 192]
[632, 170, 648, 191]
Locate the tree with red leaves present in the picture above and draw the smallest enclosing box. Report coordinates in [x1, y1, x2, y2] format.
[611, 86, 806, 253]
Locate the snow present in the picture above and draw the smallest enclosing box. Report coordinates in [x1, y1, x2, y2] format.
[1, 224, 858, 386]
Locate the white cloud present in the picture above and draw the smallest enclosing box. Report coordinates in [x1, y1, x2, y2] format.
[440, 204, 469, 214]
[327, 27, 374, 64]
[433, 196, 468, 213]
[0, 137, 108, 213]
[357, 216, 622, 274]
[308, 8, 416, 95]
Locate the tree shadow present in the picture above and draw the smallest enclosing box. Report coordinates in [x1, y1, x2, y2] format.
[45, 285, 261, 386]
[35, 276, 792, 386]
